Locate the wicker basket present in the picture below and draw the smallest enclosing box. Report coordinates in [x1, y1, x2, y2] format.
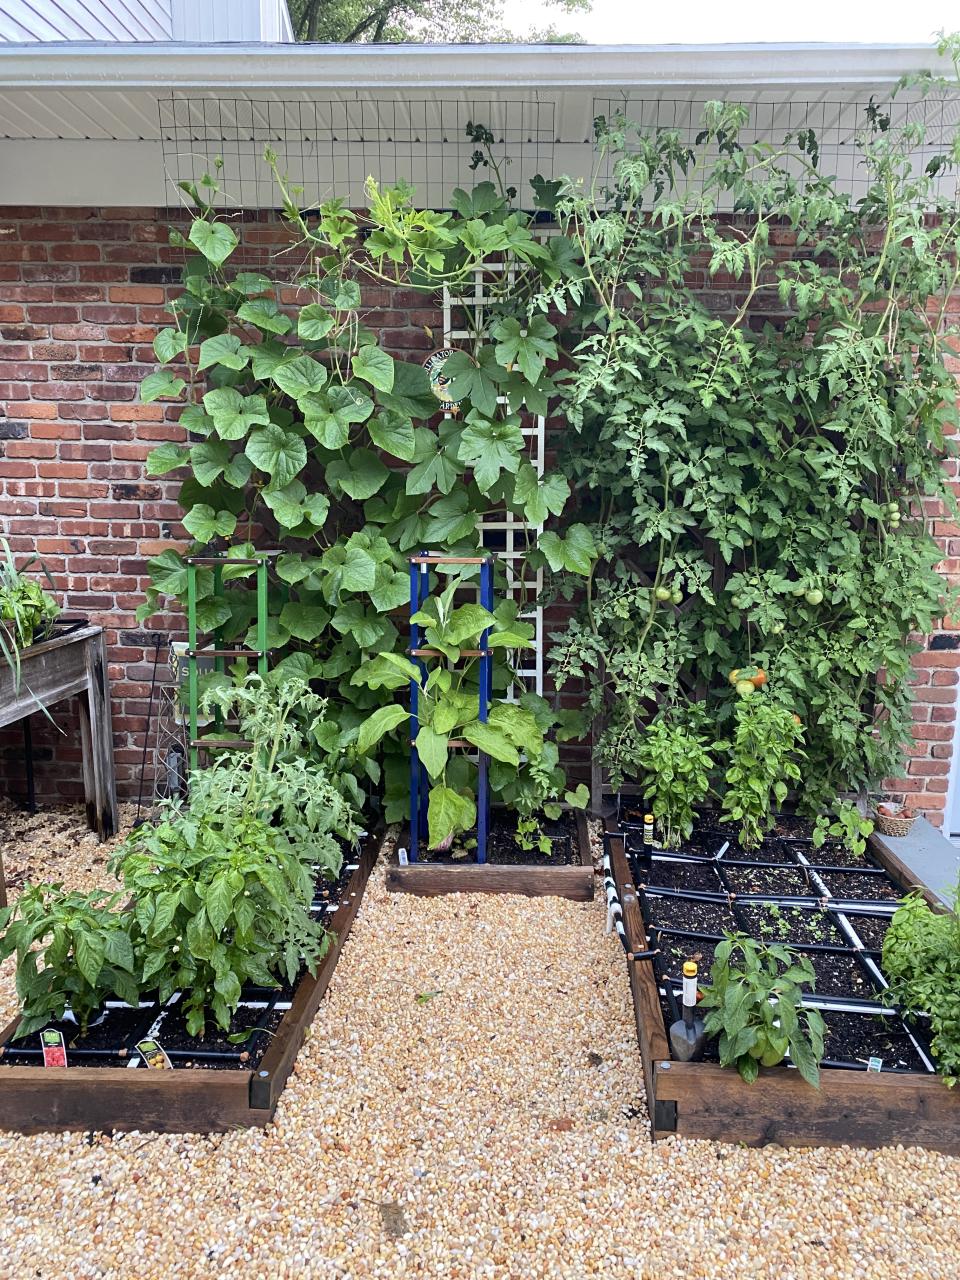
[874, 810, 916, 838]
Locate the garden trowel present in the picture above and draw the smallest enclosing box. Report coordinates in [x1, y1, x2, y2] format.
[669, 960, 706, 1061]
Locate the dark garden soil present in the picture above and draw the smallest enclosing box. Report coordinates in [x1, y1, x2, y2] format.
[639, 858, 724, 893]
[655, 930, 722, 979]
[724, 863, 815, 898]
[821, 1011, 928, 1072]
[645, 893, 738, 936]
[798, 948, 880, 999]
[147, 1001, 286, 1070]
[735, 902, 848, 947]
[842, 912, 894, 951]
[804, 841, 870, 869]
[818, 870, 904, 903]
[0, 1006, 151, 1069]
[0, 1001, 285, 1072]
[415, 810, 578, 865]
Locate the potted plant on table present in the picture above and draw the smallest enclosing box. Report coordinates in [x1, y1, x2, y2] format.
[0, 537, 59, 689]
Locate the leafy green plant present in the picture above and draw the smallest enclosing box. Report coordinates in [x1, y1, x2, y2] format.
[138, 153, 589, 823]
[0, 886, 138, 1039]
[545, 95, 959, 815]
[882, 891, 960, 1086]
[195, 666, 363, 847]
[699, 933, 825, 1086]
[721, 694, 804, 850]
[0, 536, 59, 690]
[352, 577, 585, 849]
[632, 709, 718, 849]
[812, 800, 874, 860]
[109, 674, 357, 1036]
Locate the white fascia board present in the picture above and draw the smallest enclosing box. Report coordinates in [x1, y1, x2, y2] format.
[0, 41, 951, 93]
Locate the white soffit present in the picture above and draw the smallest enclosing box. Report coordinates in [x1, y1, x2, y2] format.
[0, 43, 957, 205]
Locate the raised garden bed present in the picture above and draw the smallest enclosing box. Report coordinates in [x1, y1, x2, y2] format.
[607, 808, 960, 1153]
[386, 809, 594, 900]
[0, 828, 382, 1134]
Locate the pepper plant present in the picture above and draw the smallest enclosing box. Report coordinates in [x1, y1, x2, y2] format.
[0, 886, 138, 1039]
[699, 933, 825, 1087]
[631, 708, 718, 849]
[545, 94, 960, 816]
[721, 694, 804, 850]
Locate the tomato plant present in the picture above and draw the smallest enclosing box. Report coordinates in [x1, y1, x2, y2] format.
[546, 95, 960, 814]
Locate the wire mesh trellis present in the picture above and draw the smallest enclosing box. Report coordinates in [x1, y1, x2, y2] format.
[591, 94, 960, 206]
[159, 95, 556, 213]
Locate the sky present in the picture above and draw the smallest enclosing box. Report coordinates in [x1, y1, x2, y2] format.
[504, 0, 957, 44]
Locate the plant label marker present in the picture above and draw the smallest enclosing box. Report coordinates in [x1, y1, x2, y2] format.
[136, 1039, 173, 1070]
[40, 1029, 67, 1068]
[867, 1056, 884, 1073]
[398, 847, 410, 866]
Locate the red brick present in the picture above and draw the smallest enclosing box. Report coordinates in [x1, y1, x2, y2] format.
[108, 403, 163, 422]
[13, 403, 57, 419]
[908, 759, 951, 777]
[109, 285, 165, 304]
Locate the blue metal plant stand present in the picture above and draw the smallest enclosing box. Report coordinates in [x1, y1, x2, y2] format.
[408, 553, 494, 863]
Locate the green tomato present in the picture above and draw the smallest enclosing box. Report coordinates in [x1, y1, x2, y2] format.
[735, 679, 756, 698]
[655, 586, 671, 602]
[791, 585, 806, 598]
[804, 588, 824, 606]
[770, 622, 784, 635]
[670, 589, 683, 605]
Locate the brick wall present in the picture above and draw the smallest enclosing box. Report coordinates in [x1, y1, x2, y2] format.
[0, 205, 445, 806]
[0, 206, 957, 823]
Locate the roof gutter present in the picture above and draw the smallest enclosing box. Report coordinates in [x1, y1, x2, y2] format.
[0, 41, 951, 92]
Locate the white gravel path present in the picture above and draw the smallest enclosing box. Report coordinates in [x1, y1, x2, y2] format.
[1, 803, 959, 1279]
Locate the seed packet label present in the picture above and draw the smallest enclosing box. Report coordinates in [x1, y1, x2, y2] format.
[398, 847, 409, 866]
[41, 1029, 67, 1068]
[867, 1056, 883, 1073]
[136, 1038, 173, 1070]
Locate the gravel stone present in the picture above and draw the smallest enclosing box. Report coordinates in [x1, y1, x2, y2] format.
[0, 804, 959, 1279]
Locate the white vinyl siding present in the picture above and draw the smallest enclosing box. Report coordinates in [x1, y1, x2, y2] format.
[0, 0, 173, 42]
[170, 0, 292, 42]
[0, 0, 294, 43]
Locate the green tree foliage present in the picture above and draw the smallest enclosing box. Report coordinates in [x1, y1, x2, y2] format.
[288, 0, 589, 44]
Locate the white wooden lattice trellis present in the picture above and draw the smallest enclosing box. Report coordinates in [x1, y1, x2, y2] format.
[443, 264, 545, 696]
